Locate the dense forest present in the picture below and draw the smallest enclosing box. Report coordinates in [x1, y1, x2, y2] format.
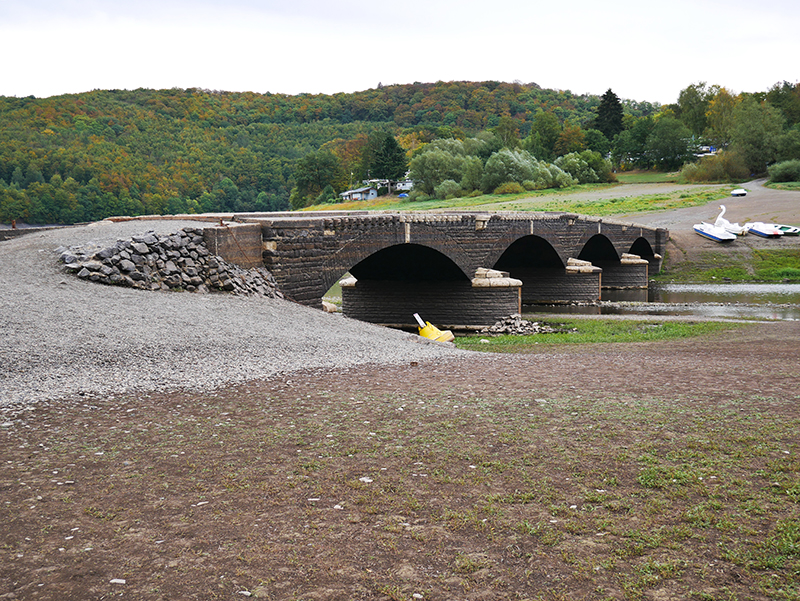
[1, 80, 798, 224]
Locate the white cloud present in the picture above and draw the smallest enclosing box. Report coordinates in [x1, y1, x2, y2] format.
[1, 0, 797, 102]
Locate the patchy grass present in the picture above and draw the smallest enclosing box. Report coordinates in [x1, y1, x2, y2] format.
[534, 187, 734, 217]
[657, 249, 800, 282]
[768, 181, 800, 191]
[3, 339, 798, 600]
[302, 183, 734, 217]
[454, 318, 743, 352]
[615, 170, 682, 184]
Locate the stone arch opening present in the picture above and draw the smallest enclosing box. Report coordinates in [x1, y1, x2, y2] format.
[350, 243, 469, 282]
[491, 235, 598, 304]
[577, 234, 620, 264]
[492, 235, 564, 271]
[629, 237, 655, 258]
[340, 244, 517, 328]
[579, 234, 650, 291]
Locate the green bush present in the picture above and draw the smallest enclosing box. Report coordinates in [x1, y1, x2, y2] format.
[434, 179, 462, 200]
[768, 159, 800, 183]
[481, 148, 537, 192]
[554, 152, 599, 184]
[554, 150, 615, 184]
[531, 162, 577, 189]
[493, 182, 525, 194]
[681, 151, 749, 182]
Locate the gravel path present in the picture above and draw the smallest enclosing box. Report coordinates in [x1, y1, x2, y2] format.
[0, 220, 463, 409]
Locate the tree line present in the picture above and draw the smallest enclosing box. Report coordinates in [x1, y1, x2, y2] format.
[292, 82, 800, 206]
[1, 80, 798, 224]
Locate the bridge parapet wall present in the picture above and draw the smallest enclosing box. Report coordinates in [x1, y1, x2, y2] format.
[202, 222, 263, 269]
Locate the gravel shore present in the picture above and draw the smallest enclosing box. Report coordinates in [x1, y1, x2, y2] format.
[0, 219, 463, 410]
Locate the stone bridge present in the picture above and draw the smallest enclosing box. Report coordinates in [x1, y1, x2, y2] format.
[204, 210, 668, 328]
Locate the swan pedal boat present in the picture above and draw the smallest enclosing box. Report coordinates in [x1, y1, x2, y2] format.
[714, 205, 748, 235]
[693, 222, 737, 243]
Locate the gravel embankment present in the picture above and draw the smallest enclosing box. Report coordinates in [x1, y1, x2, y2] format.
[0, 219, 464, 410]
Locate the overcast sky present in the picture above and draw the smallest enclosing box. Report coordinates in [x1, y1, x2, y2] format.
[1, 0, 798, 105]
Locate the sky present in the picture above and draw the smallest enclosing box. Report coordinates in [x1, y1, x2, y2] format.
[1, 0, 798, 105]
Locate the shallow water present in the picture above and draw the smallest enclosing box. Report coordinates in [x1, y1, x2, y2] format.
[526, 283, 800, 321]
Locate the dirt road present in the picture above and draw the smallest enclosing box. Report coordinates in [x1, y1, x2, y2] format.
[616, 178, 800, 267]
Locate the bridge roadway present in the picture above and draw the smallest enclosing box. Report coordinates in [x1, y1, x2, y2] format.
[206, 210, 667, 326]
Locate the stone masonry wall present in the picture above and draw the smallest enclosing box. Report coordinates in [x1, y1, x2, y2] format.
[512, 268, 602, 304]
[340, 279, 521, 328]
[596, 254, 650, 289]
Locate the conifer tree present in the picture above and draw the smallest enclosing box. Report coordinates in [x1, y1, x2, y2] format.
[371, 134, 408, 181]
[594, 89, 624, 141]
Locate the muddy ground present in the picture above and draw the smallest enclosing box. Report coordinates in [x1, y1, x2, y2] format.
[2, 321, 799, 601]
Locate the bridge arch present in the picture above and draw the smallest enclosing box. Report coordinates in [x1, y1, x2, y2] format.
[492, 235, 565, 271]
[350, 244, 470, 282]
[481, 220, 571, 268]
[629, 236, 656, 259]
[319, 224, 474, 295]
[579, 233, 653, 290]
[577, 234, 620, 264]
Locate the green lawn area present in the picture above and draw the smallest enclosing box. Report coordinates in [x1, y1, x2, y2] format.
[614, 170, 682, 184]
[304, 181, 733, 217]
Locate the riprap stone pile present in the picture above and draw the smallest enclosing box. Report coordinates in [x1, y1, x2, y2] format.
[479, 314, 558, 336]
[56, 227, 283, 298]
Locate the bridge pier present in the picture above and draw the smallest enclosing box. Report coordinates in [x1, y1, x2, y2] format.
[510, 259, 603, 304]
[596, 253, 651, 290]
[340, 269, 521, 328]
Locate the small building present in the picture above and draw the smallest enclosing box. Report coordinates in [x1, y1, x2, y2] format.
[339, 186, 378, 202]
[396, 180, 414, 191]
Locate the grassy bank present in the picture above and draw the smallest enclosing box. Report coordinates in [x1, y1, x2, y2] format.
[454, 319, 743, 352]
[304, 183, 733, 217]
[658, 249, 800, 283]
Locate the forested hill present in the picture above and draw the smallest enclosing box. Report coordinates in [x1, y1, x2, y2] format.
[0, 81, 658, 225]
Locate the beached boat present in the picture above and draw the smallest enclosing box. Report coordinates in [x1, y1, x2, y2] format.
[693, 222, 737, 243]
[744, 222, 784, 238]
[771, 224, 800, 236]
[714, 205, 748, 235]
[413, 313, 455, 343]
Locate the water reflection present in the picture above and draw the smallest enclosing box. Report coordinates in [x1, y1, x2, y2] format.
[525, 283, 800, 321]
